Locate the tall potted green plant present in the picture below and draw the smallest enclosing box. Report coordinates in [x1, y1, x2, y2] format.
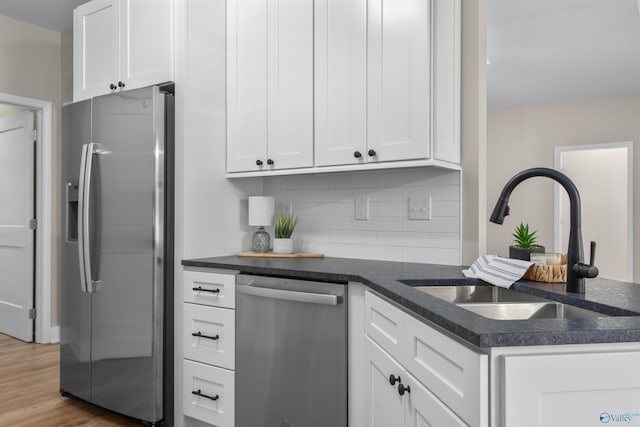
[509, 223, 545, 260]
[273, 214, 299, 254]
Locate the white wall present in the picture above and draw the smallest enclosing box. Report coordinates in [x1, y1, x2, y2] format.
[0, 14, 63, 327]
[487, 93, 640, 280]
[264, 168, 461, 265]
[173, 1, 261, 425]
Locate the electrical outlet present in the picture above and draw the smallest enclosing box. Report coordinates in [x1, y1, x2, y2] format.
[355, 195, 369, 220]
[408, 196, 431, 220]
[277, 200, 292, 216]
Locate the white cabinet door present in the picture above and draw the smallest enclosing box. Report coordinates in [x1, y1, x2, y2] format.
[404, 312, 487, 427]
[432, 0, 461, 163]
[228, 0, 312, 172]
[266, 0, 313, 170]
[502, 351, 640, 427]
[314, 0, 367, 167]
[405, 371, 467, 427]
[119, 0, 173, 90]
[227, 0, 268, 172]
[365, 336, 406, 427]
[74, 0, 119, 101]
[368, 0, 431, 163]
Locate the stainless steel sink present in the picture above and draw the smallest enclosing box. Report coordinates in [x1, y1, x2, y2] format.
[414, 285, 608, 320]
[456, 301, 604, 320]
[414, 285, 548, 304]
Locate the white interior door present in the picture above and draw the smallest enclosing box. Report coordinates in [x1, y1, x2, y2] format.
[0, 110, 35, 342]
[555, 143, 633, 282]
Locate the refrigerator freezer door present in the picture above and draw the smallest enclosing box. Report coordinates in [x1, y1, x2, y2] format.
[88, 86, 165, 422]
[60, 100, 93, 401]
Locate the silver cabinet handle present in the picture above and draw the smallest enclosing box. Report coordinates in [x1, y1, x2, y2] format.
[236, 284, 342, 305]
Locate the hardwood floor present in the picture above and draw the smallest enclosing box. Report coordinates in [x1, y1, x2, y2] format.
[0, 333, 140, 426]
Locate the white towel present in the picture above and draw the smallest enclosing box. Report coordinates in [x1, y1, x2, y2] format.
[463, 255, 532, 288]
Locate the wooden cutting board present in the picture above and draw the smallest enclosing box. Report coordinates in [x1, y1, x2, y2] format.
[237, 252, 324, 258]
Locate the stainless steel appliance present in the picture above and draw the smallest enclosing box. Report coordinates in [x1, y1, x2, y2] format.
[236, 274, 347, 427]
[60, 85, 174, 426]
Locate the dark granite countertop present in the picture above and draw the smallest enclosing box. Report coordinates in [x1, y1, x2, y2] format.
[181, 256, 640, 348]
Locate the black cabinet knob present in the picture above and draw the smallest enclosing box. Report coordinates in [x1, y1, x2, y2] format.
[267, 158, 274, 165]
[368, 149, 377, 157]
[354, 151, 362, 158]
[389, 374, 401, 386]
[110, 83, 117, 90]
[397, 383, 411, 396]
[118, 81, 125, 88]
[256, 159, 263, 166]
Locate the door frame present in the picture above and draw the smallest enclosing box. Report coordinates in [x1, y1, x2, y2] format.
[554, 141, 634, 281]
[0, 93, 53, 343]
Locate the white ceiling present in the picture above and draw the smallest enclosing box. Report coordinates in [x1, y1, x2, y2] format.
[488, 0, 640, 109]
[0, 0, 87, 32]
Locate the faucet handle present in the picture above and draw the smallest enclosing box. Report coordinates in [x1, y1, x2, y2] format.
[573, 241, 599, 279]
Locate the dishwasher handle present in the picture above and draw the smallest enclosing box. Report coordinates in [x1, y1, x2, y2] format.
[236, 284, 343, 306]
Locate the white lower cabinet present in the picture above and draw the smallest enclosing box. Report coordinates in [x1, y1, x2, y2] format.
[492, 347, 640, 427]
[182, 268, 237, 427]
[362, 290, 487, 427]
[365, 336, 466, 427]
[183, 359, 235, 427]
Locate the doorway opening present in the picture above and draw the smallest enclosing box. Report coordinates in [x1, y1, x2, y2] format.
[0, 93, 53, 344]
[554, 142, 634, 282]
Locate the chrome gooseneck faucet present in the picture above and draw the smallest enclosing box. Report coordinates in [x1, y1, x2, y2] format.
[489, 167, 598, 293]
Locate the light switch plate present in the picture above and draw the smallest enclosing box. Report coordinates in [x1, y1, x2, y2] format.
[408, 196, 431, 220]
[277, 200, 292, 216]
[355, 195, 369, 220]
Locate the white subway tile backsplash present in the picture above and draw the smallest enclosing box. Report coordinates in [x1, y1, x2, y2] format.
[429, 233, 460, 249]
[401, 247, 461, 265]
[402, 217, 460, 233]
[431, 200, 460, 217]
[264, 168, 461, 265]
[328, 172, 378, 189]
[328, 230, 377, 245]
[377, 231, 429, 247]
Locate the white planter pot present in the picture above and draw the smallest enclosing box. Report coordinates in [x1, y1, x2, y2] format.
[273, 238, 293, 254]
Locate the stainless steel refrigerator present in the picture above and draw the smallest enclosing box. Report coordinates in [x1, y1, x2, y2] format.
[60, 85, 174, 426]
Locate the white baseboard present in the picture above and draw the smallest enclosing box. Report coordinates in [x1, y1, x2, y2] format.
[49, 326, 60, 343]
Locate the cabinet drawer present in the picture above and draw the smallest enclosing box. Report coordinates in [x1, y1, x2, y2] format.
[183, 269, 236, 309]
[404, 313, 487, 427]
[183, 359, 235, 427]
[183, 303, 235, 370]
[364, 290, 405, 362]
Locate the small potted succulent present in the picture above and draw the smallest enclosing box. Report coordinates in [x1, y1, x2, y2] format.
[273, 214, 299, 254]
[509, 223, 545, 261]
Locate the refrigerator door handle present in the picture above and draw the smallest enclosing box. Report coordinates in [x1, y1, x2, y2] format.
[78, 142, 96, 293]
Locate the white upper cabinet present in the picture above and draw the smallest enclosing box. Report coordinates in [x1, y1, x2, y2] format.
[432, 0, 461, 164]
[314, 0, 367, 167]
[73, 0, 174, 101]
[74, 0, 119, 101]
[119, 0, 174, 91]
[227, 0, 313, 173]
[367, 0, 431, 163]
[227, 0, 460, 175]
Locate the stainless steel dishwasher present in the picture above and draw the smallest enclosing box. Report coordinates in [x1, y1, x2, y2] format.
[236, 274, 347, 427]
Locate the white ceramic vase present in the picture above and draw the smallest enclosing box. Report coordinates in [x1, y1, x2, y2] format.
[273, 238, 293, 254]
